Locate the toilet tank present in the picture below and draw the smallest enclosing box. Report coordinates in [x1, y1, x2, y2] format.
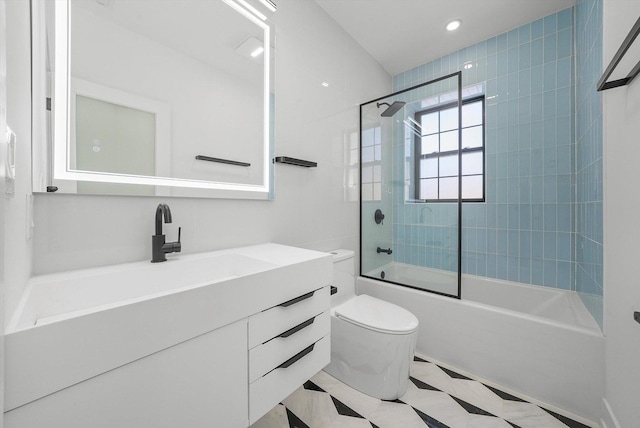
[329, 250, 355, 306]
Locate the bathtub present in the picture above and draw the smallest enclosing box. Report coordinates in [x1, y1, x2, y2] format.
[358, 264, 604, 424]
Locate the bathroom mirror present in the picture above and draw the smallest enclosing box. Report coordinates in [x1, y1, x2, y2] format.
[31, 0, 274, 199]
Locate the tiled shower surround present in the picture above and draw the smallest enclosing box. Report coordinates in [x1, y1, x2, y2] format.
[390, 6, 603, 325]
[575, 0, 603, 326]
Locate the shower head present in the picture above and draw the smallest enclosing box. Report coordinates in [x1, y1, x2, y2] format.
[377, 101, 406, 117]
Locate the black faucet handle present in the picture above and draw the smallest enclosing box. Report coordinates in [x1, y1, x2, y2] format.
[172, 226, 182, 253]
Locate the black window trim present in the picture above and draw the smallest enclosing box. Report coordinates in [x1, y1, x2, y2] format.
[413, 95, 486, 203]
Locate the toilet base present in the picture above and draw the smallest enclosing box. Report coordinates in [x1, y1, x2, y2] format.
[325, 313, 417, 400]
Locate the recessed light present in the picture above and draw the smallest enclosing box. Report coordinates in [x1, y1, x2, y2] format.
[446, 19, 462, 31]
[250, 46, 265, 57]
[236, 37, 265, 59]
[321, 82, 329, 87]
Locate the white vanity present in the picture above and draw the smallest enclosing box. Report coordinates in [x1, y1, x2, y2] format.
[4, 244, 332, 427]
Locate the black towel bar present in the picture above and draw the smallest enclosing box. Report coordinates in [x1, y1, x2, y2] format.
[597, 16, 640, 91]
[273, 156, 317, 167]
[195, 155, 250, 167]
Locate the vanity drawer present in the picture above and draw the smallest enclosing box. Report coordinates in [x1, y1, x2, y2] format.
[248, 286, 330, 348]
[249, 311, 329, 383]
[249, 334, 330, 425]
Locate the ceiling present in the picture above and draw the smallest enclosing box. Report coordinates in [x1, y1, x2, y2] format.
[315, 0, 576, 76]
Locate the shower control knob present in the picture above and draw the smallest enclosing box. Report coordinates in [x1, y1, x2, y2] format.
[374, 209, 385, 225]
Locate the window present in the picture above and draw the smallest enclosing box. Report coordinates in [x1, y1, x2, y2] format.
[415, 96, 485, 202]
[361, 126, 382, 201]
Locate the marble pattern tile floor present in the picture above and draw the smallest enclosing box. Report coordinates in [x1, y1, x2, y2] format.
[250, 355, 592, 428]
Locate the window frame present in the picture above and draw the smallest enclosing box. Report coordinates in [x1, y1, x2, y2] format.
[361, 126, 383, 202]
[413, 95, 486, 203]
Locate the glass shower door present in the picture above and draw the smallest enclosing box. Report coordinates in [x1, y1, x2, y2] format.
[360, 72, 462, 298]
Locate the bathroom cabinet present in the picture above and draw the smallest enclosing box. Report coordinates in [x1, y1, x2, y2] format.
[248, 286, 331, 424]
[4, 244, 332, 427]
[5, 319, 250, 428]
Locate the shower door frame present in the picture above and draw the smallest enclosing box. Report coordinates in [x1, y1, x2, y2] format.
[359, 71, 463, 300]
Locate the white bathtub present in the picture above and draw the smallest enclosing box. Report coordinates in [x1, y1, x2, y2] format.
[358, 264, 604, 424]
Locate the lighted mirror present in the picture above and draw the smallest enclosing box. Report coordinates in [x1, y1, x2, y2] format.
[32, 0, 274, 199]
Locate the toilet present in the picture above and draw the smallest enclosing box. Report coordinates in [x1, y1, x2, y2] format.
[324, 249, 419, 400]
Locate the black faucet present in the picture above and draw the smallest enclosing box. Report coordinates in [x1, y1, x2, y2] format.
[151, 203, 181, 263]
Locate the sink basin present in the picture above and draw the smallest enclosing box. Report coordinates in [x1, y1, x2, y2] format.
[14, 253, 276, 330]
[4, 243, 332, 412]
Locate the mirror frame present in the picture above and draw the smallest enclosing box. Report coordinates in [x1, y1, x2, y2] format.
[32, 0, 274, 199]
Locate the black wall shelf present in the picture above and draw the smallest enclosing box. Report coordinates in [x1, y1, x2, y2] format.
[598, 16, 640, 91]
[273, 156, 317, 167]
[195, 155, 250, 167]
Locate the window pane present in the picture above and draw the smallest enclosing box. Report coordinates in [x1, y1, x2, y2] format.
[373, 165, 381, 182]
[362, 183, 373, 201]
[462, 125, 483, 149]
[440, 107, 459, 131]
[462, 151, 483, 175]
[462, 175, 483, 199]
[440, 130, 458, 152]
[349, 168, 358, 185]
[462, 102, 483, 127]
[362, 165, 373, 183]
[362, 146, 374, 162]
[374, 145, 382, 161]
[362, 128, 374, 147]
[373, 127, 381, 145]
[350, 149, 358, 165]
[373, 183, 382, 200]
[420, 178, 438, 199]
[420, 158, 437, 178]
[421, 134, 439, 154]
[439, 154, 459, 177]
[440, 177, 459, 199]
[421, 112, 439, 135]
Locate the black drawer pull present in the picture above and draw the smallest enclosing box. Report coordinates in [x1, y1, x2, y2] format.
[278, 317, 316, 338]
[279, 290, 315, 307]
[277, 343, 315, 369]
[634, 311, 640, 325]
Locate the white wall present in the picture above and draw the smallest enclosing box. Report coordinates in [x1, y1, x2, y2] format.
[1, 0, 390, 325]
[4, 0, 34, 332]
[0, 0, 7, 420]
[602, 0, 640, 426]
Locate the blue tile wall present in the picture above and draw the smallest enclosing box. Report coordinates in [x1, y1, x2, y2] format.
[575, 0, 603, 328]
[391, 8, 580, 291]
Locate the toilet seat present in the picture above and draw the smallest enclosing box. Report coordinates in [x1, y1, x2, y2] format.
[334, 294, 418, 335]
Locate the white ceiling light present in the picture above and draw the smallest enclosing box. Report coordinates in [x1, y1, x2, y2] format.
[250, 46, 265, 57]
[446, 19, 462, 31]
[236, 37, 265, 59]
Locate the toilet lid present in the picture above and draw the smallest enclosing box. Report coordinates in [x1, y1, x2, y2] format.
[334, 295, 419, 335]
